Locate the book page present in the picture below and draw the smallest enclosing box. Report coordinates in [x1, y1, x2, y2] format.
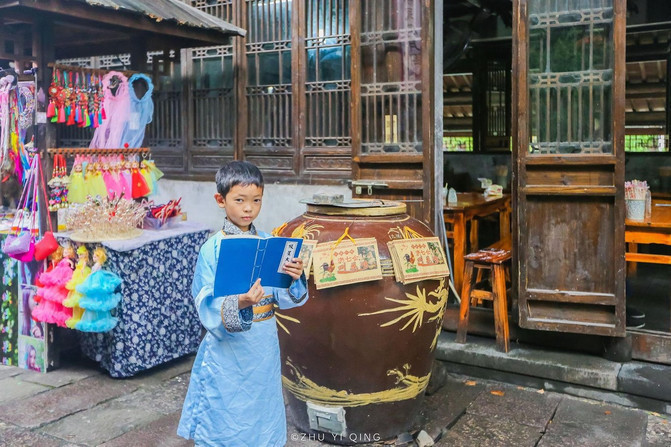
[276, 239, 302, 274]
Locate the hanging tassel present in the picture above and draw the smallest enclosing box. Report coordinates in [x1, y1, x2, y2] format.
[66, 107, 76, 125]
[75, 105, 81, 123]
[85, 113, 92, 128]
[101, 106, 106, 120]
[57, 106, 66, 123]
[47, 101, 55, 118]
[98, 110, 103, 126]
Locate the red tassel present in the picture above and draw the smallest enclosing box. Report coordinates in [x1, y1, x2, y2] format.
[46, 101, 55, 118]
[57, 106, 66, 123]
[101, 107, 107, 120]
[66, 108, 75, 125]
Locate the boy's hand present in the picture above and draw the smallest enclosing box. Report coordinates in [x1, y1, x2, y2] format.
[283, 257, 304, 280]
[239, 278, 265, 309]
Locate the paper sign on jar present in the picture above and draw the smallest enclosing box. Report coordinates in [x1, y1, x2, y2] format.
[387, 237, 450, 284]
[297, 239, 318, 280]
[311, 238, 383, 289]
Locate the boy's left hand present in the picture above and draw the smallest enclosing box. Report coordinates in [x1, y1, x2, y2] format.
[283, 258, 304, 280]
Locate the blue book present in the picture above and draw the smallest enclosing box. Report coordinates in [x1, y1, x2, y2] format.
[213, 235, 303, 296]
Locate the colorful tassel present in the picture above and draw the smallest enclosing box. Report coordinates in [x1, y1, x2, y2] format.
[57, 106, 66, 123]
[101, 107, 106, 120]
[66, 108, 75, 125]
[47, 101, 55, 118]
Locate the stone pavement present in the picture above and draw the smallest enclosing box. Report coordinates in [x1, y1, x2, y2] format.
[0, 355, 669, 447]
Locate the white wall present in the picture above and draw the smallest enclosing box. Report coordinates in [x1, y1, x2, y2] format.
[153, 179, 351, 233]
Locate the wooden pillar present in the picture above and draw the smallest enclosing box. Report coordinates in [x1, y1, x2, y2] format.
[422, 0, 444, 237]
[666, 43, 671, 136]
[33, 20, 55, 158]
[33, 20, 56, 232]
[234, 0, 248, 161]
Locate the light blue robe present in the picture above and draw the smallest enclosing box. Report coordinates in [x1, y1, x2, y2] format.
[178, 221, 308, 447]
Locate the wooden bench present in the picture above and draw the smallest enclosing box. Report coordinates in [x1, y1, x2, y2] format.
[455, 246, 512, 353]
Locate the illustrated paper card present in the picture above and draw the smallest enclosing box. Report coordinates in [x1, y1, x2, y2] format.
[388, 237, 450, 284]
[312, 238, 383, 289]
[297, 239, 318, 280]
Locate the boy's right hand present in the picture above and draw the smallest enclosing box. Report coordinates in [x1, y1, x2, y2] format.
[238, 278, 265, 309]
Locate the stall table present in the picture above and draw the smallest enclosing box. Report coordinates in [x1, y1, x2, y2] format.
[58, 222, 210, 377]
[443, 193, 511, 292]
[625, 200, 671, 273]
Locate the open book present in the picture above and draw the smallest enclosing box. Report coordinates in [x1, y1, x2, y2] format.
[213, 235, 303, 296]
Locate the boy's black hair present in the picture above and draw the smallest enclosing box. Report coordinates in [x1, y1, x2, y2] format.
[215, 161, 264, 197]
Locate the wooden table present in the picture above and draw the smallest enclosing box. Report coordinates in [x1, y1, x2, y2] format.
[626, 200, 671, 273]
[443, 193, 512, 292]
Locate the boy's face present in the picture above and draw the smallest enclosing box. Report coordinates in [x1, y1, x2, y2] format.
[215, 184, 263, 232]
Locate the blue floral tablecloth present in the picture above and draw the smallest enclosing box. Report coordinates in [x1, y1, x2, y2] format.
[62, 224, 210, 377]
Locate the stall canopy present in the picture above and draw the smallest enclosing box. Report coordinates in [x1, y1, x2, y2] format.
[0, 0, 246, 60]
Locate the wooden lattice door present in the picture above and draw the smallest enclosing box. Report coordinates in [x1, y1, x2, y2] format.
[350, 0, 443, 230]
[513, 0, 626, 336]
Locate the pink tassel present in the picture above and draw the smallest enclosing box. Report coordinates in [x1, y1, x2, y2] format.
[101, 106, 106, 120]
[57, 106, 66, 123]
[47, 101, 55, 118]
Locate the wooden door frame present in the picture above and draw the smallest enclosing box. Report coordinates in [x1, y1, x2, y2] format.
[512, 0, 626, 336]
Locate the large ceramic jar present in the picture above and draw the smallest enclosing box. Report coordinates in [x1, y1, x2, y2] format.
[276, 201, 448, 444]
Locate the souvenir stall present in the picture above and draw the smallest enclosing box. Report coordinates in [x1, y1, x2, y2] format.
[37, 63, 211, 377]
[0, 0, 244, 374]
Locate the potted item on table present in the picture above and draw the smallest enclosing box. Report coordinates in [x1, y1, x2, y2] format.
[625, 180, 649, 222]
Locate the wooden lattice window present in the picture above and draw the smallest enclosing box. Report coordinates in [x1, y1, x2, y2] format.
[245, 0, 293, 150]
[190, 46, 235, 152]
[528, 1, 614, 154]
[359, 0, 422, 154]
[305, 0, 351, 149]
[190, 0, 232, 19]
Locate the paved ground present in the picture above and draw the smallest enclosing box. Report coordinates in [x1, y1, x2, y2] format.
[0, 355, 669, 446]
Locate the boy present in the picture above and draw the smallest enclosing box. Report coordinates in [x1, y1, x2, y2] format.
[178, 161, 307, 446]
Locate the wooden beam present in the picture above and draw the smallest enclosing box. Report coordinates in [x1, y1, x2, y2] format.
[12, 1, 233, 45]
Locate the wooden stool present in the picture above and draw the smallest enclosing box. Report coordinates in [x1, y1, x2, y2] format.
[455, 247, 511, 353]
